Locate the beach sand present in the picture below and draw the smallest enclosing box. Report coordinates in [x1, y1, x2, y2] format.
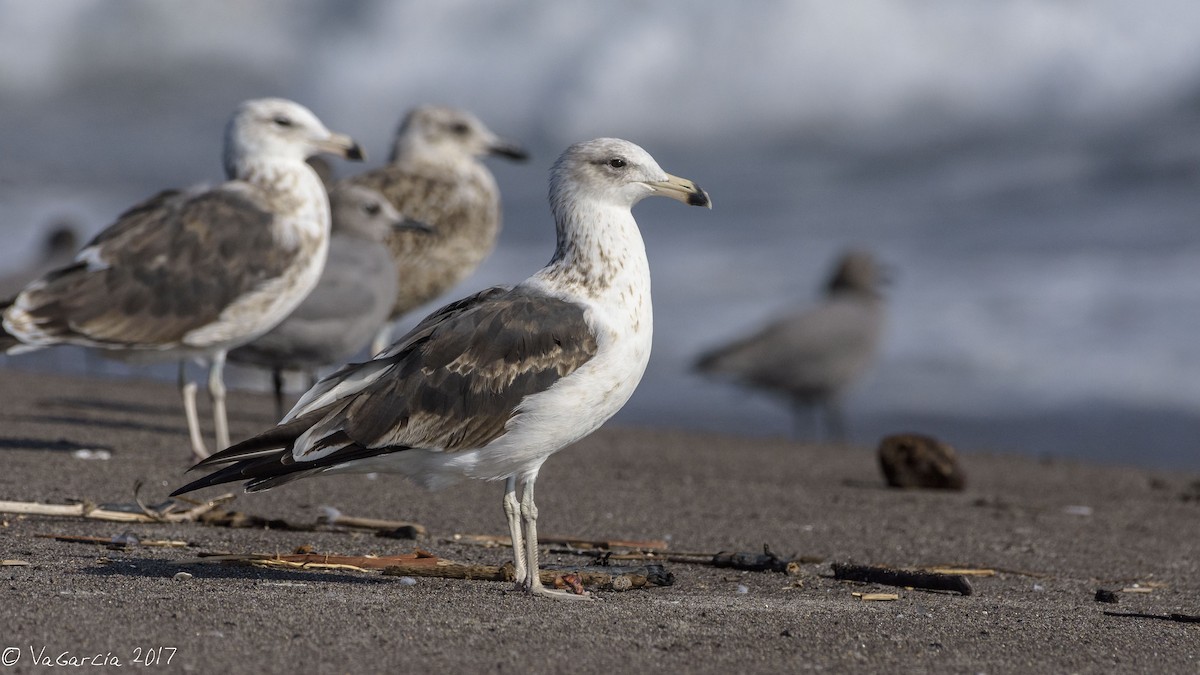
[1, 368, 1197, 673]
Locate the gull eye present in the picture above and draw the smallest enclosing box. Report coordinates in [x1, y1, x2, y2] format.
[364, 202, 381, 216]
[607, 157, 626, 169]
[273, 115, 294, 128]
[450, 122, 470, 135]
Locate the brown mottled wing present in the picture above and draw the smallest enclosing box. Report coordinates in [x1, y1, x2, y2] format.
[11, 186, 295, 348]
[346, 168, 489, 252]
[343, 167, 498, 313]
[300, 285, 597, 456]
[173, 286, 597, 494]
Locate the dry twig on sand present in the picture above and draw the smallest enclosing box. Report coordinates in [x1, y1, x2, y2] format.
[382, 560, 674, 592]
[35, 533, 190, 549]
[831, 562, 975, 596]
[0, 491, 425, 538]
[182, 550, 443, 573]
[0, 494, 233, 524]
[567, 543, 823, 574]
[177, 547, 673, 593]
[452, 533, 668, 551]
[1103, 611, 1200, 624]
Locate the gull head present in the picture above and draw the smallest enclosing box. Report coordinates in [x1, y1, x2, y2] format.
[224, 98, 364, 177]
[391, 105, 528, 164]
[550, 138, 711, 215]
[826, 250, 889, 298]
[329, 184, 413, 243]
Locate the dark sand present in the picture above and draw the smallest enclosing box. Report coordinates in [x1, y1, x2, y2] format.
[1, 369, 1198, 673]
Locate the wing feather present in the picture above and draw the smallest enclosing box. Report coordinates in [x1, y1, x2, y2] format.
[7, 185, 294, 349]
[175, 285, 598, 495]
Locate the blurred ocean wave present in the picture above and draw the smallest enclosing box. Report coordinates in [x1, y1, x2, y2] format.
[1, 0, 1199, 468]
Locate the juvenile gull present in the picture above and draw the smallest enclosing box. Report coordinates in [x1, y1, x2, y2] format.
[1, 98, 364, 460]
[694, 251, 886, 441]
[340, 106, 527, 353]
[174, 138, 711, 599]
[229, 184, 432, 418]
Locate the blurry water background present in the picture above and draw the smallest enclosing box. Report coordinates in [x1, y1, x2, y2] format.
[1, 0, 1199, 469]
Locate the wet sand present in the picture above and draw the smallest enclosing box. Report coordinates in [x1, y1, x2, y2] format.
[1, 368, 1198, 673]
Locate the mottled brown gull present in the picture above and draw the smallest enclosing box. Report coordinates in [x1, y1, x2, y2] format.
[340, 106, 527, 353]
[229, 184, 432, 418]
[174, 138, 711, 600]
[695, 251, 887, 441]
[1, 98, 364, 460]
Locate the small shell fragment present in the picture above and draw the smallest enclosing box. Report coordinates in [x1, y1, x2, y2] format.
[853, 592, 900, 601]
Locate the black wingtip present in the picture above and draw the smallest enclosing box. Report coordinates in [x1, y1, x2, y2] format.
[169, 474, 221, 497]
[170, 453, 271, 496]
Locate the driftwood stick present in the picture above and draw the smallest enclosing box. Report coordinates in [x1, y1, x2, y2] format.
[1, 496, 429, 540]
[929, 562, 1049, 579]
[382, 561, 673, 591]
[316, 513, 427, 537]
[713, 545, 794, 573]
[0, 497, 427, 539]
[185, 551, 442, 572]
[831, 562, 974, 596]
[452, 533, 669, 551]
[558, 546, 823, 576]
[0, 496, 233, 524]
[180, 548, 672, 592]
[192, 508, 426, 536]
[34, 533, 190, 548]
[1103, 611, 1200, 624]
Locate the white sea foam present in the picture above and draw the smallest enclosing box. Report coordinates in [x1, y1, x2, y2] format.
[2, 1, 1199, 467]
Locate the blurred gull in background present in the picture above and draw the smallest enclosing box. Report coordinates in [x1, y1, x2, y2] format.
[230, 184, 432, 418]
[695, 251, 887, 442]
[0, 98, 364, 460]
[340, 106, 528, 354]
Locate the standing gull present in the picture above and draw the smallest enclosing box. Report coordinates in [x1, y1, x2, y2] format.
[229, 184, 432, 418]
[1, 98, 364, 460]
[694, 251, 887, 441]
[340, 106, 527, 354]
[173, 138, 711, 600]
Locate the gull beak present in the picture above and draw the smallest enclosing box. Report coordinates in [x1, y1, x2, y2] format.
[489, 139, 529, 162]
[395, 217, 434, 234]
[317, 131, 366, 162]
[647, 173, 712, 209]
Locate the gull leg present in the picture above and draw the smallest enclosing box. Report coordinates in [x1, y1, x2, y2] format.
[519, 475, 592, 601]
[271, 368, 286, 421]
[208, 349, 230, 451]
[790, 399, 814, 441]
[179, 361, 209, 461]
[502, 476, 528, 586]
[824, 399, 847, 445]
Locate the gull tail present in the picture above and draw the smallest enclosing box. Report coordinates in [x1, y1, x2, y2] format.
[0, 298, 23, 353]
[171, 414, 393, 496]
[172, 417, 316, 495]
